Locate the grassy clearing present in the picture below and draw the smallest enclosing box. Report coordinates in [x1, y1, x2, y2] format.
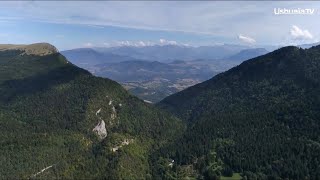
[221, 173, 242, 180]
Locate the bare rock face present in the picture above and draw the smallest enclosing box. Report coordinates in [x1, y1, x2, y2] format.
[0, 43, 58, 56]
[92, 120, 107, 140]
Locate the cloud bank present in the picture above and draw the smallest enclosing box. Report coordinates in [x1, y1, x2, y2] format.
[0, 1, 319, 47]
[238, 34, 256, 44]
[98, 39, 181, 48]
[290, 25, 313, 40]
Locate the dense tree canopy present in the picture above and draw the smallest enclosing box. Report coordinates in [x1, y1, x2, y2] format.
[0, 49, 184, 179]
[1, 44, 320, 179]
[156, 46, 320, 180]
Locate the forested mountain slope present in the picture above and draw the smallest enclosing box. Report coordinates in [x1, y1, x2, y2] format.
[0, 44, 184, 179]
[156, 46, 320, 179]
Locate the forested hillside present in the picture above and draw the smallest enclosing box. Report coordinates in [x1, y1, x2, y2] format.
[156, 46, 320, 179]
[0, 44, 184, 179]
[2, 43, 320, 180]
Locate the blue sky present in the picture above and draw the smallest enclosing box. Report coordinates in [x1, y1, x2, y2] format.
[0, 1, 320, 50]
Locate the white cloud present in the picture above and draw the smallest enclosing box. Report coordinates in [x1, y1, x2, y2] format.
[117, 41, 150, 47]
[159, 39, 166, 44]
[137, 41, 148, 46]
[4, 1, 315, 38]
[102, 41, 155, 47]
[159, 39, 177, 45]
[238, 34, 256, 44]
[3, 1, 318, 46]
[119, 41, 131, 46]
[83, 42, 94, 47]
[290, 25, 313, 40]
[101, 39, 184, 47]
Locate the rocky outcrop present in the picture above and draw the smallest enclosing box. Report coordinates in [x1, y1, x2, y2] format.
[92, 97, 121, 139]
[92, 120, 107, 140]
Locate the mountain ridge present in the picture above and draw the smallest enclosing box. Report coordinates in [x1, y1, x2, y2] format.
[0, 43, 58, 56]
[0, 43, 184, 179]
[226, 48, 268, 61]
[67, 44, 252, 62]
[155, 45, 320, 179]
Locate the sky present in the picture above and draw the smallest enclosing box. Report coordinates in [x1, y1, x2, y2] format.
[0, 1, 320, 50]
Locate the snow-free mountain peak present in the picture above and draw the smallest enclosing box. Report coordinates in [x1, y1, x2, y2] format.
[0, 43, 58, 56]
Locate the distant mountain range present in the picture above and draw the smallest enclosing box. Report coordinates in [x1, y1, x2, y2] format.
[226, 48, 269, 61]
[61, 45, 270, 102]
[62, 44, 271, 65]
[61, 42, 318, 103]
[61, 48, 133, 69]
[298, 42, 320, 49]
[94, 44, 252, 61]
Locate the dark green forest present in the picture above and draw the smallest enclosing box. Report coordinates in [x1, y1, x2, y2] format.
[156, 46, 320, 180]
[1, 44, 320, 180]
[0, 48, 184, 179]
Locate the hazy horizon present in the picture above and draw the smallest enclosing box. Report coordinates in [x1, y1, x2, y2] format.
[0, 1, 319, 50]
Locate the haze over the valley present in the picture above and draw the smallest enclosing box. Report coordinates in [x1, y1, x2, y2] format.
[2, 1, 319, 102]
